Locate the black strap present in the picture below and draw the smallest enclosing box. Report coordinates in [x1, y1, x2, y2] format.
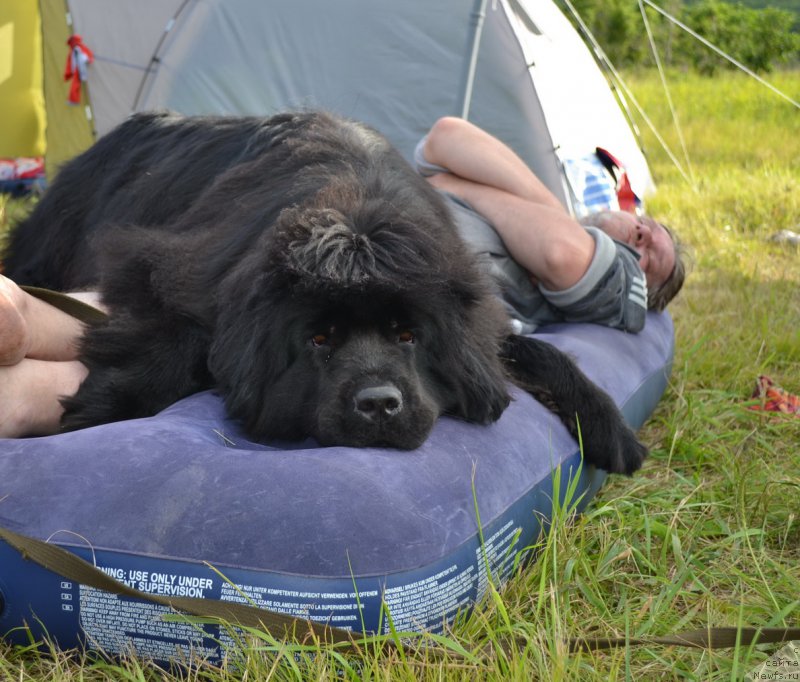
[19, 286, 108, 324]
[569, 626, 800, 652]
[0, 525, 359, 649]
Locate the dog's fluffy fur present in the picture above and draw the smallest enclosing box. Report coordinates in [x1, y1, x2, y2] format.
[3, 111, 646, 473]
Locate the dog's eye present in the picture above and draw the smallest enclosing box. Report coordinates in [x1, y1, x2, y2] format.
[311, 325, 337, 347]
[312, 325, 336, 346]
[389, 319, 414, 344]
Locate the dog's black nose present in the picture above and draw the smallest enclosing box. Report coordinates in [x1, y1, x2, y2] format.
[354, 385, 403, 421]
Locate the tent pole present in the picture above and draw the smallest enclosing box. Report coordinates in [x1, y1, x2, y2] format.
[132, 0, 194, 113]
[458, 0, 489, 121]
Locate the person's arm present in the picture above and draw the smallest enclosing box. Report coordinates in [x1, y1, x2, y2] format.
[418, 117, 648, 332]
[426, 172, 595, 292]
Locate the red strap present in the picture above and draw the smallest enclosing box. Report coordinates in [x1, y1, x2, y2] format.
[64, 35, 94, 104]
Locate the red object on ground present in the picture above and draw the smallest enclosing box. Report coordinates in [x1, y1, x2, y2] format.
[748, 375, 800, 415]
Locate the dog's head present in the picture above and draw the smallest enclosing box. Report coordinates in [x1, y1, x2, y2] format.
[208, 195, 511, 449]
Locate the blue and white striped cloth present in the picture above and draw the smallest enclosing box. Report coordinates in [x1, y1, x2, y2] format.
[562, 154, 620, 218]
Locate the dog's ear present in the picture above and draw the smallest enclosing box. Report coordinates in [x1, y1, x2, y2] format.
[206, 229, 329, 442]
[442, 341, 511, 424]
[206, 239, 299, 433]
[429, 296, 511, 424]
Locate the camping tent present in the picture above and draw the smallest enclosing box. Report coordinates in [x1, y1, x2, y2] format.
[7, 0, 653, 207]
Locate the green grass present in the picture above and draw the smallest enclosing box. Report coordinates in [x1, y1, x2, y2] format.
[2, 68, 799, 680]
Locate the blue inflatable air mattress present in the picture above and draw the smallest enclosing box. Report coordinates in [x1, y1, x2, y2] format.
[0, 313, 673, 663]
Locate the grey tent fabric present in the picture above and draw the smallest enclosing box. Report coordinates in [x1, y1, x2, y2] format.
[62, 0, 653, 209]
[65, 0, 185, 137]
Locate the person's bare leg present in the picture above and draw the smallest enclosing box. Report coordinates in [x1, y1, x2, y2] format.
[0, 359, 89, 437]
[0, 275, 30, 365]
[0, 274, 90, 364]
[422, 116, 566, 211]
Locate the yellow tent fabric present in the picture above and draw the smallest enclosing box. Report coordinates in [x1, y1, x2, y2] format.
[39, 0, 94, 173]
[0, 1, 94, 176]
[0, 1, 47, 157]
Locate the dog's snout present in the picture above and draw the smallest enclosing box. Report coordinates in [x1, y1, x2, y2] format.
[354, 385, 403, 421]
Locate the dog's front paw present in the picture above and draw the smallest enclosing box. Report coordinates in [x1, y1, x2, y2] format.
[582, 418, 648, 476]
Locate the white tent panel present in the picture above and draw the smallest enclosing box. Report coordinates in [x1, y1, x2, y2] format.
[508, 0, 653, 198]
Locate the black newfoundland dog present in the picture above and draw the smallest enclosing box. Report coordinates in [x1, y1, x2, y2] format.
[3, 111, 646, 474]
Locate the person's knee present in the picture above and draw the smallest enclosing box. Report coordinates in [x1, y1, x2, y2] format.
[426, 116, 470, 158]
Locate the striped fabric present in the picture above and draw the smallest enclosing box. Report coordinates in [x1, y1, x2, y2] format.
[562, 154, 620, 218]
[629, 272, 648, 310]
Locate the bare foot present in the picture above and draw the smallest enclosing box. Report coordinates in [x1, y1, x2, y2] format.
[0, 359, 88, 437]
[0, 275, 30, 365]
